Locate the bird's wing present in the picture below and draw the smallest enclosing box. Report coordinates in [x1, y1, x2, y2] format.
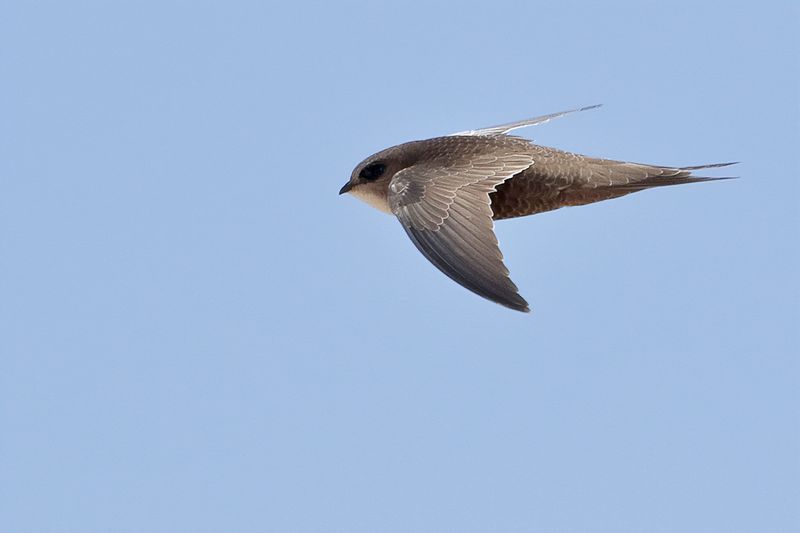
[450, 104, 602, 137]
[388, 152, 535, 312]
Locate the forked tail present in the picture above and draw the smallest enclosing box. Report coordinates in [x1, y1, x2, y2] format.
[606, 161, 738, 191]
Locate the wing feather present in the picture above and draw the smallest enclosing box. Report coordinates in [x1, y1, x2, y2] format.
[450, 104, 601, 137]
[388, 150, 534, 312]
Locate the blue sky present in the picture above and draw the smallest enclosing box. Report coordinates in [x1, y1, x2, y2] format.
[1, 1, 797, 532]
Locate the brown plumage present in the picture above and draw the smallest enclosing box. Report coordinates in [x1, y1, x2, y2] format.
[339, 106, 735, 312]
[489, 144, 733, 220]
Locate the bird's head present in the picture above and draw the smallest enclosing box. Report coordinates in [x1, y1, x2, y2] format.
[339, 144, 417, 214]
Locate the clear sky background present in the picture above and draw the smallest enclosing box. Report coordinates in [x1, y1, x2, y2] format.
[1, 1, 798, 532]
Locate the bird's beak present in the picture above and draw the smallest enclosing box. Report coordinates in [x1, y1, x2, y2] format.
[339, 181, 353, 195]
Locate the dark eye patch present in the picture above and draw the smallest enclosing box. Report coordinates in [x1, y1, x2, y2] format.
[360, 163, 386, 181]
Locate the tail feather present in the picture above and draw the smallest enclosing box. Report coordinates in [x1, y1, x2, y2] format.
[608, 161, 739, 191]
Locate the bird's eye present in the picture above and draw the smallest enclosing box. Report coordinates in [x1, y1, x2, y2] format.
[359, 163, 386, 181]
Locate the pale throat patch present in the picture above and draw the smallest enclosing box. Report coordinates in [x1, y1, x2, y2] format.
[350, 186, 392, 214]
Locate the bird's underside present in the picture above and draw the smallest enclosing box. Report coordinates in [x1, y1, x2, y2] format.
[489, 143, 733, 220]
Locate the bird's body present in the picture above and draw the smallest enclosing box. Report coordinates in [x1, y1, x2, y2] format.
[340, 106, 734, 312]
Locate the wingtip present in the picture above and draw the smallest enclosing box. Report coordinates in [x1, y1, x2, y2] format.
[507, 298, 531, 313]
[581, 103, 603, 112]
[681, 161, 739, 170]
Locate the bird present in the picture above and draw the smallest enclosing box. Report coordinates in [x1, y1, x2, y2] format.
[339, 105, 735, 312]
